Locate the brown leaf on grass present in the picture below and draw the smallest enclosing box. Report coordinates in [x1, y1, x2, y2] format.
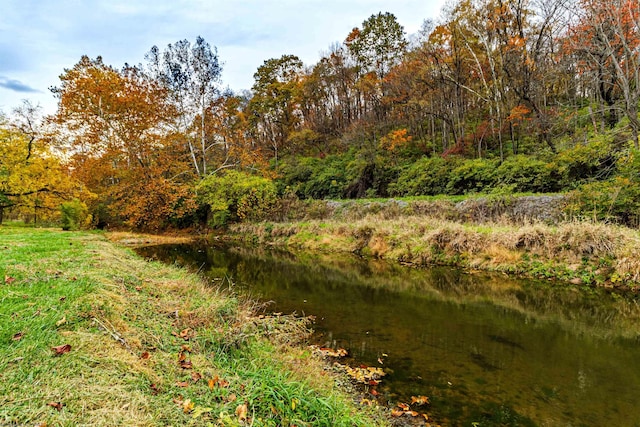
[55, 316, 66, 327]
[12, 332, 24, 341]
[181, 344, 192, 352]
[4, 275, 16, 285]
[235, 403, 248, 422]
[150, 383, 159, 395]
[140, 351, 151, 360]
[176, 381, 189, 388]
[180, 360, 193, 369]
[182, 398, 194, 414]
[47, 401, 63, 411]
[227, 393, 237, 403]
[208, 376, 218, 390]
[179, 328, 193, 340]
[51, 344, 71, 356]
[219, 378, 230, 388]
[178, 351, 186, 362]
[191, 372, 202, 382]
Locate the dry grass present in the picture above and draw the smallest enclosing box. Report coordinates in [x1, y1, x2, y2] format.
[231, 215, 640, 288]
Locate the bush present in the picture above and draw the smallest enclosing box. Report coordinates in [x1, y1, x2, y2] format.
[60, 199, 90, 231]
[388, 156, 459, 196]
[197, 170, 277, 228]
[566, 176, 640, 226]
[493, 155, 558, 193]
[446, 158, 500, 194]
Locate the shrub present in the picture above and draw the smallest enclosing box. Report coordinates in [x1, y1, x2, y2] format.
[446, 158, 500, 194]
[389, 156, 459, 196]
[566, 177, 640, 226]
[493, 155, 558, 193]
[60, 199, 90, 231]
[197, 170, 277, 228]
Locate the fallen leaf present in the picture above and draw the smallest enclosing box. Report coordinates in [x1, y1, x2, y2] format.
[191, 372, 202, 382]
[235, 403, 248, 422]
[180, 360, 193, 369]
[191, 406, 213, 419]
[140, 351, 151, 360]
[47, 401, 63, 411]
[370, 389, 379, 396]
[227, 393, 237, 403]
[150, 383, 159, 395]
[179, 328, 193, 340]
[12, 332, 24, 341]
[208, 377, 218, 390]
[377, 357, 384, 365]
[56, 316, 67, 327]
[411, 395, 430, 406]
[422, 413, 429, 421]
[59, 296, 66, 302]
[183, 398, 194, 414]
[176, 381, 189, 388]
[51, 344, 71, 356]
[135, 286, 142, 291]
[219, 378, 230, 388]
[181, 344, 192, 352]
[406, 410, 420, 417]
[4, 275, 16, 285]
[397, 402, 410, 411]
[391, 409, 404, 417]
[178, 351, 186, 362]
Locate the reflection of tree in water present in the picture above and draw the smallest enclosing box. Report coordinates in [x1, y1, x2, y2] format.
[137, 242, 640, 426]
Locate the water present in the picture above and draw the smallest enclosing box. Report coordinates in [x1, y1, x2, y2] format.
[136, 242, 640, 426]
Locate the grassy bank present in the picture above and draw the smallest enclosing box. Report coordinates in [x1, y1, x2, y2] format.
[230, 215, 640, 290]
[0, 224, 384, 426]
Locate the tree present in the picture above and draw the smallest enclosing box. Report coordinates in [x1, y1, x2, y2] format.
[346, 12, 408, 79]
[248, 55, 304, 168]
[0, 120, 76, 225]
[146, 36, 223, 176]
[52, 56, 197, 230]
[568, 0, 640, 147]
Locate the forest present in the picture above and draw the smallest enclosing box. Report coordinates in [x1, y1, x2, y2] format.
[2, 0, 640, 231]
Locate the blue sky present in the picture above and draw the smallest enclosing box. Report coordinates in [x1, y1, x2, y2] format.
[1, 0, 446, 115]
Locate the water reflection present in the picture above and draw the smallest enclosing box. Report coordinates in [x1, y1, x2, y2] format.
[137, 242, 640, 426]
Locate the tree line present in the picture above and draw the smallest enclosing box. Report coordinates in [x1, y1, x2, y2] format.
[2, 0, 640, 230]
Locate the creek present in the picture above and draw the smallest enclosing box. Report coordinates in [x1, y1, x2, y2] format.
[136, 242, 640, 426]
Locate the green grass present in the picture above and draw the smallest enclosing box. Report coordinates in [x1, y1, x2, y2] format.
[0, 224, 384, 426]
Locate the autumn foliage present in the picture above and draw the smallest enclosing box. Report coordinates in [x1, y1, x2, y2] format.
[3, 1, 640, 230]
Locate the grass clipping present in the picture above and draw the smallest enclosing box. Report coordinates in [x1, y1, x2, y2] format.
[0, 227, 382, 427]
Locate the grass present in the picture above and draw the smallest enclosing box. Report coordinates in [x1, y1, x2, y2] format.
[0, 224, 384, 426]
[230, 215, 640, 290]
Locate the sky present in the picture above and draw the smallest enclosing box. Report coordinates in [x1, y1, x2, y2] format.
[0, 0, 447, 115]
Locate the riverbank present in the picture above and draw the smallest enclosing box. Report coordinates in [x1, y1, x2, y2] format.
[229, 208, 640, 291]
[0, 225, 385, 426]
